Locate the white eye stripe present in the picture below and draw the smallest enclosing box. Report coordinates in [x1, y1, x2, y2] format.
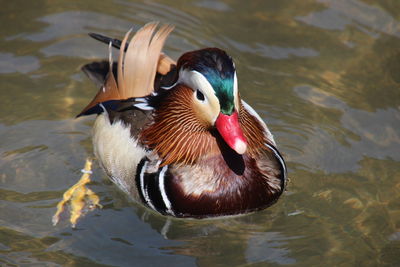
[177, 69, 238, 104]
[178, 69, 216, 99]
[178, 68, 220, 124]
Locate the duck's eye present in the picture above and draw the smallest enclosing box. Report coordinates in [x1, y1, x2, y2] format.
[196, 89, 205, 101]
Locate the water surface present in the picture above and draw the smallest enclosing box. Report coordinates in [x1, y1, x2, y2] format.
[1, 0, 400, 266]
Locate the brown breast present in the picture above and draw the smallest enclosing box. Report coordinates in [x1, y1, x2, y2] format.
[164, 142, 284, 218]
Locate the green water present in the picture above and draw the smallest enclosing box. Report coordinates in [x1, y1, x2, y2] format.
[1, 0, 399, 266]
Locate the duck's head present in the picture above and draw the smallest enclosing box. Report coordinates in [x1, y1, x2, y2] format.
[175, 48, 247, 155]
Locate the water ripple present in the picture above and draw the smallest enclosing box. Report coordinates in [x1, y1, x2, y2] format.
[293, 85, 400, 172]
[0, 53, 40, 74]
[297, 0, 400, 38]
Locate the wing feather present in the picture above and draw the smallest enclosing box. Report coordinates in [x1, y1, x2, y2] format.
[78, 22, 175, 116]
[122, 23, 174, 97]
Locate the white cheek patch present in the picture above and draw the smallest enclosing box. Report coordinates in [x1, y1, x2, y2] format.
[179, 69, 215, 99]
[179, 69, 220, 123]
[180, 69, 238, 115]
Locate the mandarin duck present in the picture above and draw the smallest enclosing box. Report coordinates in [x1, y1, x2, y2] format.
[65, 22, 286, 220]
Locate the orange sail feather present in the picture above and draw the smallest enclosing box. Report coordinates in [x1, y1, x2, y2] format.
[78, 23, 175, 116]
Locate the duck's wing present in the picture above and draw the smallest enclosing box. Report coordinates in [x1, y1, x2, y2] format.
[88, 32, 176, 76]
[78, 22, 176, 117]
[81, 60, 117, 90]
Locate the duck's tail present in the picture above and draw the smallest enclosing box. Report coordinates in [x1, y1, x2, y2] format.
[78, 22, 175, 117]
